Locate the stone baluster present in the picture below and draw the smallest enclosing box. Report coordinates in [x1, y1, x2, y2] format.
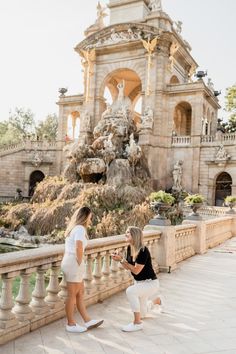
[149, 239, 159, 273]
[30, 266, 49, 315]
[84, 254, 94, 295]
[93, 252, 104, 292]
[101, 250, 110, 288]
[58, 275, 68, 301]
[118, 247, 126, 281]
[13, 269, 34, 322]
[45, 263, 63, 310]
[0, 273, 18, 329]
[110, 252, 120, 284]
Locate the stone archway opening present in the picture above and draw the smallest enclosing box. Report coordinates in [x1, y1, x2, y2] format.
[170, 75, 180, 84]
[102, 68, 142, 128]
[29, 170, 45, 197]
[215, 172, 232, 206]
[173, 102, 192, 136]
[67, 111, 80, 140]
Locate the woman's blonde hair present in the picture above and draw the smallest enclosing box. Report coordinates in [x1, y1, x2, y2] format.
[127, 226, 144, 260]
[65, 206, 91, 237]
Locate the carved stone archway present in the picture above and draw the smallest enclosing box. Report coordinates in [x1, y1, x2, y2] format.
[173, 101, 192, 136]
[215, 172, 232, 206]
[29, 170, 45, 197]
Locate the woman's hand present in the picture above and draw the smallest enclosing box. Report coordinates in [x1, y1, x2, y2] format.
[111, 252, 122, 262]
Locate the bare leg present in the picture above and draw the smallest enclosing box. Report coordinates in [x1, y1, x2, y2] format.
[65, 282, 77, 325]
[153, 297, 161, 305]
[75, 282, 91, 323]
[134, 312, 142, 324]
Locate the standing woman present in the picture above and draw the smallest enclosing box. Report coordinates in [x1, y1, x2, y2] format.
[112, 226, 162, 332]
[61, 206, 103, 333]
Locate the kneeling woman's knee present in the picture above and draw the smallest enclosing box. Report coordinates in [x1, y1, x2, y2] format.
[126, 285, 135, 297]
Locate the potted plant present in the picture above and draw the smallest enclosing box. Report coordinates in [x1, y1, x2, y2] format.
[224, 196, 236, 213]
[149, 191, 175, 225]
[184, 193, 205, 218]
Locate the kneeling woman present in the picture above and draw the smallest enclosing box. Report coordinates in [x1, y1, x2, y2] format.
[112, 226, 161, 332]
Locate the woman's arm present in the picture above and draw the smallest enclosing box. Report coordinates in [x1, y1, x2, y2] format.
[75, 240, 84, 265]
[122, 262, 144, 275]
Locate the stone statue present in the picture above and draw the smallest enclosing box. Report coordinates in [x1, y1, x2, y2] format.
[101, 104, 112, 119]
[82, 110, 92, 132]
[172, 160, 183, 191]
[95, 1, 107, 28]
[125, 133, 142, 169]
[169, 42, 179, 71]
[174, 21, 183, 35]
[149, 0, 162, 12]
[207, 78, 214, 92]
[141, 106, 154, 129]
[215, 144, 230, 161]
[111, 80, 131, 114]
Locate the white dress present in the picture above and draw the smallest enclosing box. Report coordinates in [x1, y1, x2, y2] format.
[61, 225, 88, 282]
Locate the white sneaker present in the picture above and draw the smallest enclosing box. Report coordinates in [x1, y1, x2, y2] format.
[147, 300, 163, 314]
[121, 322, 143, 332]
[84, 319, 104, 330]
[66, 323, 87, 333]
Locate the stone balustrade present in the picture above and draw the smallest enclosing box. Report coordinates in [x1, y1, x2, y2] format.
[1, 214, 235, 345]
[171, 132, 236, 147]
[171, 136, 191, 145]
[198, 205, 228, 217]
[0, 230, 161, 345]
[174, 225, 196, 263]
[205, 217, 233, 249]
[0, 140, 60, 157]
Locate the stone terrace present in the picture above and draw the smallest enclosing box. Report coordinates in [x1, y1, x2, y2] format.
[1, 237, 236, 354]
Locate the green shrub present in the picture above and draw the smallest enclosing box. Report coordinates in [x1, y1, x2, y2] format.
[149, 190, 175, 205]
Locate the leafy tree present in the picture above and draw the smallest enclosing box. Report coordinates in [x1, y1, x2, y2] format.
[35, 114, 58, 141]
[225, 84, 236, 132]
[8, 107, 35, 137]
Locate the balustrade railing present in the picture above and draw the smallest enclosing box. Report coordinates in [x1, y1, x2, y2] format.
[0, 230, 161, 345]
[171, 136, 191, 145]
[175, 225, 196, 263]
[205, 217, 233, 249]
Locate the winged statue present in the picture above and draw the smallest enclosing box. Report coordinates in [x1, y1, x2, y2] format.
[141, 37, 158, 54]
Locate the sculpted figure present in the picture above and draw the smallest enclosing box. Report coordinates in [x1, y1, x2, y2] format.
[172, 160, 183, 191]
[215, 144, 230, 161]
[149, 0, 162, 12]
[141, 106, 154, 129]
[174, 21, 183, 35]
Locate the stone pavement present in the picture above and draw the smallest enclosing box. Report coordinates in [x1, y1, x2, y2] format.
[1, 237, 236, 354]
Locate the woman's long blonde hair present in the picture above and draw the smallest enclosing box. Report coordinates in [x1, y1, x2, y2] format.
[127, 226, 144, 260]
[65, 206, 91, 237]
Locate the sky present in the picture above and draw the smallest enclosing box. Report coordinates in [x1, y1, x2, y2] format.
[0, 0, 235, 122]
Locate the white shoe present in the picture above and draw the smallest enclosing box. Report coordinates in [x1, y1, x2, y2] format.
[84, 319, 104, 330]
[66, 323, 87, 333]
[121, 322, 143, 332]
[147, 300, 163, 314]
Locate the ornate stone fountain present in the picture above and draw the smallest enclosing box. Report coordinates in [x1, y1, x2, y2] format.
[64, 80, 149, 186]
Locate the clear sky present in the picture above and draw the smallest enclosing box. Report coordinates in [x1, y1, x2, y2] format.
[0, 0, 235, 122]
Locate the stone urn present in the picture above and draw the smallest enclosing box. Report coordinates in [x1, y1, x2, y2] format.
[149, 202, 171, 226]
[187, 202, 203, 220]
[226, 202, 236, 214]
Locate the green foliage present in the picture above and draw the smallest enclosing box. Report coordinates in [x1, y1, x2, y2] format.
[224, 195, 236, 204]
[224, 85, 236, 133]
[184, 194, 205, 205]
[0, 107, 58, 147]
[149, 190, 175, 205]
[36, 114, 58, 141]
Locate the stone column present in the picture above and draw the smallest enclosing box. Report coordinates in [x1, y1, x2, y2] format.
[182, 220, 206, 254]
[144, 225, 177, 272]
